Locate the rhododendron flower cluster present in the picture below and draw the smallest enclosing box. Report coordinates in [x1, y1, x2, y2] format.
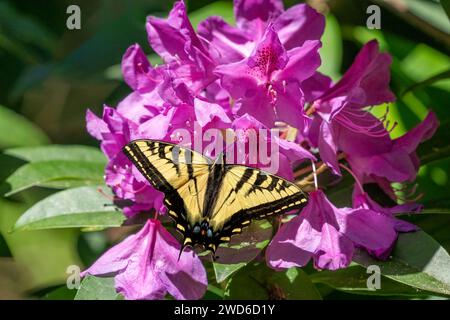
[84, 0, 438, 300]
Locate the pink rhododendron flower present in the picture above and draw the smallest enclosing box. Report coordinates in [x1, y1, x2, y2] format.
[81, 219, 207, 300]
[352, 187, 421, 259]
[84, 0, 439, 298]
[215, 26, 321, 129]
[266, 190, 397, 270]
[198, 1, 324, 64]
[307, 40, 396, 175]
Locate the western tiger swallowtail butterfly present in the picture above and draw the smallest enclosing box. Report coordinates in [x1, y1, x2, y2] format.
[123, 139, 308, 258]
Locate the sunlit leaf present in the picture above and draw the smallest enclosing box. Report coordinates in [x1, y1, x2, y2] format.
[212, 220, 272, 283]
[0, 199, 81, 290]
[0, 105, 49, 148]
[318, 14, 342, 81]
[75, 275, 122, 300]
[311, 264, 429, 296]
[13, 186, 124, 231]
[4, 145, 106, 163]
[224, 262, 321, 300]
[1, 160, 105, 197]
[353, 231, 450, 296]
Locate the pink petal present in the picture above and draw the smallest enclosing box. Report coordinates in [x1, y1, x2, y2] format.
[86, 109, 107, 140]
[274, 3, 325, 50]
[301, 72, 333, 103]
[343, 209, 397, 251]
[121, 44, 159, 92]
[247, 25, 288, 82]
[234, 0, 284, 40]
[395, 111, 439, 153]
[198, 16, 252, 64]
[273, 40, 322, 84]
[82, 220, 207, 300]
[315, 224, 354, 270]
[320, 40, 395, 108]
[194, 98, 231, 128]
[318, 121, 340, 175]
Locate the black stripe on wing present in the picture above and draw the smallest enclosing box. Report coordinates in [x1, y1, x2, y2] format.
[123, 141, 192, 244]
[123, 141, 175, 193]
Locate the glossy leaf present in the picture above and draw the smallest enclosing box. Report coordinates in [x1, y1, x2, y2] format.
[1, 160, 105, 196]
[13, 186, 124, 231]
[418, 120, 450, 165]
[0, 199, 81, 290]
[213, 220, 272, 282]
[353, 231, 450, 296]
[75, 275, 122, 300]
[0, 105, 49, 148]
[4, 145, 106, 163]
[311, 264, 429, 297]
[224, 262, 321, 300]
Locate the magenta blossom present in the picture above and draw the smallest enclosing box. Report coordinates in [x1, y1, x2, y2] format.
[215, 25, 321, 129]
[352, 187, 421, 259]
[342, 111, 438, 195]
[198, 1, 325, 64]
[86, 107, 165, 217]
[307, 40, 396, 175]
[266, 190, 397, 270]
[146, 0, 216, 94]
[81, 219, 207, 300]
[84, 0, 440, 297]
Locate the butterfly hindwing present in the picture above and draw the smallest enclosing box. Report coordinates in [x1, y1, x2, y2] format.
[209, 166, 308, 244]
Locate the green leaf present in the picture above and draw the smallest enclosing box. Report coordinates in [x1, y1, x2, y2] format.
[400, 44, 450, 88]
[402, 69, 450, 96]
[224, 263, 270, 300]
[75, 275, 122, 300]
[0, 145, 107, 196]
[0, 105, 49, 148]
[13, 186, 124, 231]
[188, 1, 234, 29]
[203, 284, 224, 300]
[0, 199, 81, 290]
[318, 14, 342, 81]
[214, 262, 247, 283]
[1, 160, 106, 196]
[4, 145, 106, 163]
[224, 262, 321, 300]
[212, 220, 272, 283]
[269, 268, 322, 300]
[310, 264, 429, 297]
[404, 0, 450, 34]
[42, 285, 77, 300]
[420, 208, 450, 214]
[353, 231, 450, 296]
[418, 120, 450, 165]
[442, 0, 450, 20]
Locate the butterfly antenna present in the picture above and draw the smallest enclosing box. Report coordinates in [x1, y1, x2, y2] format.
[177, 245, 185, 262]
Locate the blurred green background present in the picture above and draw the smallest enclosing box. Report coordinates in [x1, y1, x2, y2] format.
[0, 0, 449, 299]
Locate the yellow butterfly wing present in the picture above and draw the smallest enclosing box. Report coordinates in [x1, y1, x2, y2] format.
[123, 139, 211, 233]
[209, 166, 308, 243]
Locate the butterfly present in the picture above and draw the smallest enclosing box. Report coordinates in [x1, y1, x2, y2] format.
[123, 139, 308, 258]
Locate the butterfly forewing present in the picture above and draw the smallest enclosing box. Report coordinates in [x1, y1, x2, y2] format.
[123, 140, 211, 243]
